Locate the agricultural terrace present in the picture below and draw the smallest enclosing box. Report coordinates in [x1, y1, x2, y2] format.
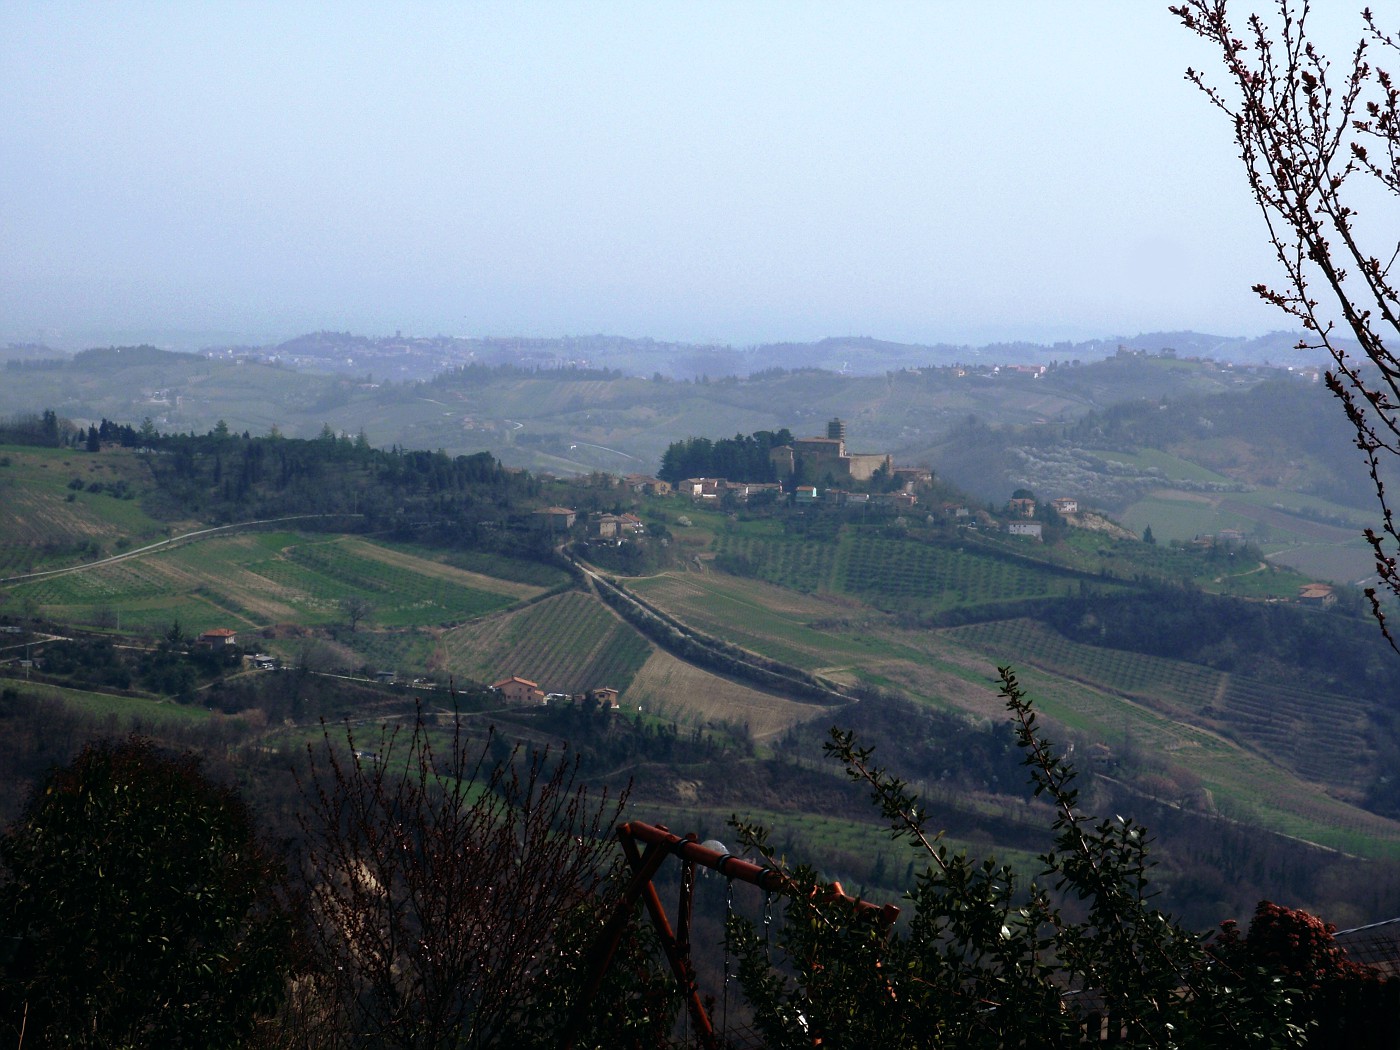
[0, 445, 169, 575]
[2, 531, 539, 636]
[440, 590, 652, 696]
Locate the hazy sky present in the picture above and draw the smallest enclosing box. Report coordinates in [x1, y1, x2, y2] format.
[0, 3, 1375, 349]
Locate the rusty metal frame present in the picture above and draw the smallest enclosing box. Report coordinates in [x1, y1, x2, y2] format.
[563, 820, 900, 1049]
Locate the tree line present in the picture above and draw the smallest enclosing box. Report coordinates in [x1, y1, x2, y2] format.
[657, 428, 793, 484]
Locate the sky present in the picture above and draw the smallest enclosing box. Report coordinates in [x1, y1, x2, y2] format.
[0, 3, 1378, 350]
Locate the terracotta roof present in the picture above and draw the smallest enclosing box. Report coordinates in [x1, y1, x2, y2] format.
[491, 675, 539, 689]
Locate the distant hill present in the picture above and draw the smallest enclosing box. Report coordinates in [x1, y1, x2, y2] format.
[231, 327, 1333, 380]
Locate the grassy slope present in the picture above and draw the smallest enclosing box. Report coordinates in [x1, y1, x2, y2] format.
[626, 544, 1400, 859]
[0, 445, 173, 575]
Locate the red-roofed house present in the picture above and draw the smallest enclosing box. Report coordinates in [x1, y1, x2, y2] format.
[491, 676, 546, 704]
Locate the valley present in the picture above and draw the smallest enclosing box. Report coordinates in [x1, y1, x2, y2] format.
[2, 397, 1398, 930]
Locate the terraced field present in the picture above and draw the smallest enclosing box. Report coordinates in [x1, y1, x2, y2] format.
[440, 590, 653, 694]
[4, 531, 533, 635]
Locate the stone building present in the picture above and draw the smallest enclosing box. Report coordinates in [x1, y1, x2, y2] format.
[769, 418, 892, 484]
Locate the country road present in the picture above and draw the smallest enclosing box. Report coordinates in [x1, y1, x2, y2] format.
[0, 513, 364, 585]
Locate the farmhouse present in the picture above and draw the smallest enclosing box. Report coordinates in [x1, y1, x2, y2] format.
[622, 474, 671, 495]
[199, 627, 238, 650]
[588, 686, 620, 710]
[1008, 498, 1036, 518]
[679, 478, 724, 500]
[491, 676, 546, 704]
[1008, 521, 1043, 540]
[532, 507, 577, 532]
[1298, 583, 1337, 608]
[1051, 497, 1079, 515]
[893, 467, 934, 488]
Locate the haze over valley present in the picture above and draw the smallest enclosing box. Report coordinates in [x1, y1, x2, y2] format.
[4, 3, 1400, 1043]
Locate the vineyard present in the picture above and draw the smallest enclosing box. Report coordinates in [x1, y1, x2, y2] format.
[711, 532, 840, 593]
[837, 534, 1068, 612]
[944, 619, 1377, 791]
[711, 528, 1078, 614]
[440, 590, 653, 695]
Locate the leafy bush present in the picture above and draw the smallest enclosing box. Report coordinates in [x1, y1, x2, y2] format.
[728, 669, 1310, 1048]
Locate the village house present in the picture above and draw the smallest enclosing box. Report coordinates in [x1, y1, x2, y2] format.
[198, 627, 238, 650]
[532, 507, 577, 532]
[1298, 583, 1337, 608]
[622, 473, 671, 495]
[1008, 497, 1036, 518]
[1008, 521, 1044, 540]
[679, 477, 724, 500]
[594, 513, 622, 538]
[893, 467, 934, 488]
[491, 676, 546, 704]
[1051, 497, 1079, 515]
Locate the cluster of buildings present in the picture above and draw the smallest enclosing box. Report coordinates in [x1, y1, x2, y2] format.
[532, 507, 647, 542]
[490, 675, 621, 709]
[997, 494, 1082, 541]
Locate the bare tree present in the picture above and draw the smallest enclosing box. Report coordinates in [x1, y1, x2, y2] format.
[1174, 1, 1400, 634]
[295, 705, 635, 1048]
[340, 596, 373, 633]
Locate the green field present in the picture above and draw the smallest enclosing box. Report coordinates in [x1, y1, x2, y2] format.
[619, 557, 1400, 859]
[441, 590, 654, 694]
[3, 531, 538, 636]
[3, 679, 214, 726]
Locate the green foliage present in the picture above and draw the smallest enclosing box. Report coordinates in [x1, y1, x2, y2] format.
[658, 428, 793, 483]
[0, 737, 290, 1048]
[728, 668, 1309, 1048]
